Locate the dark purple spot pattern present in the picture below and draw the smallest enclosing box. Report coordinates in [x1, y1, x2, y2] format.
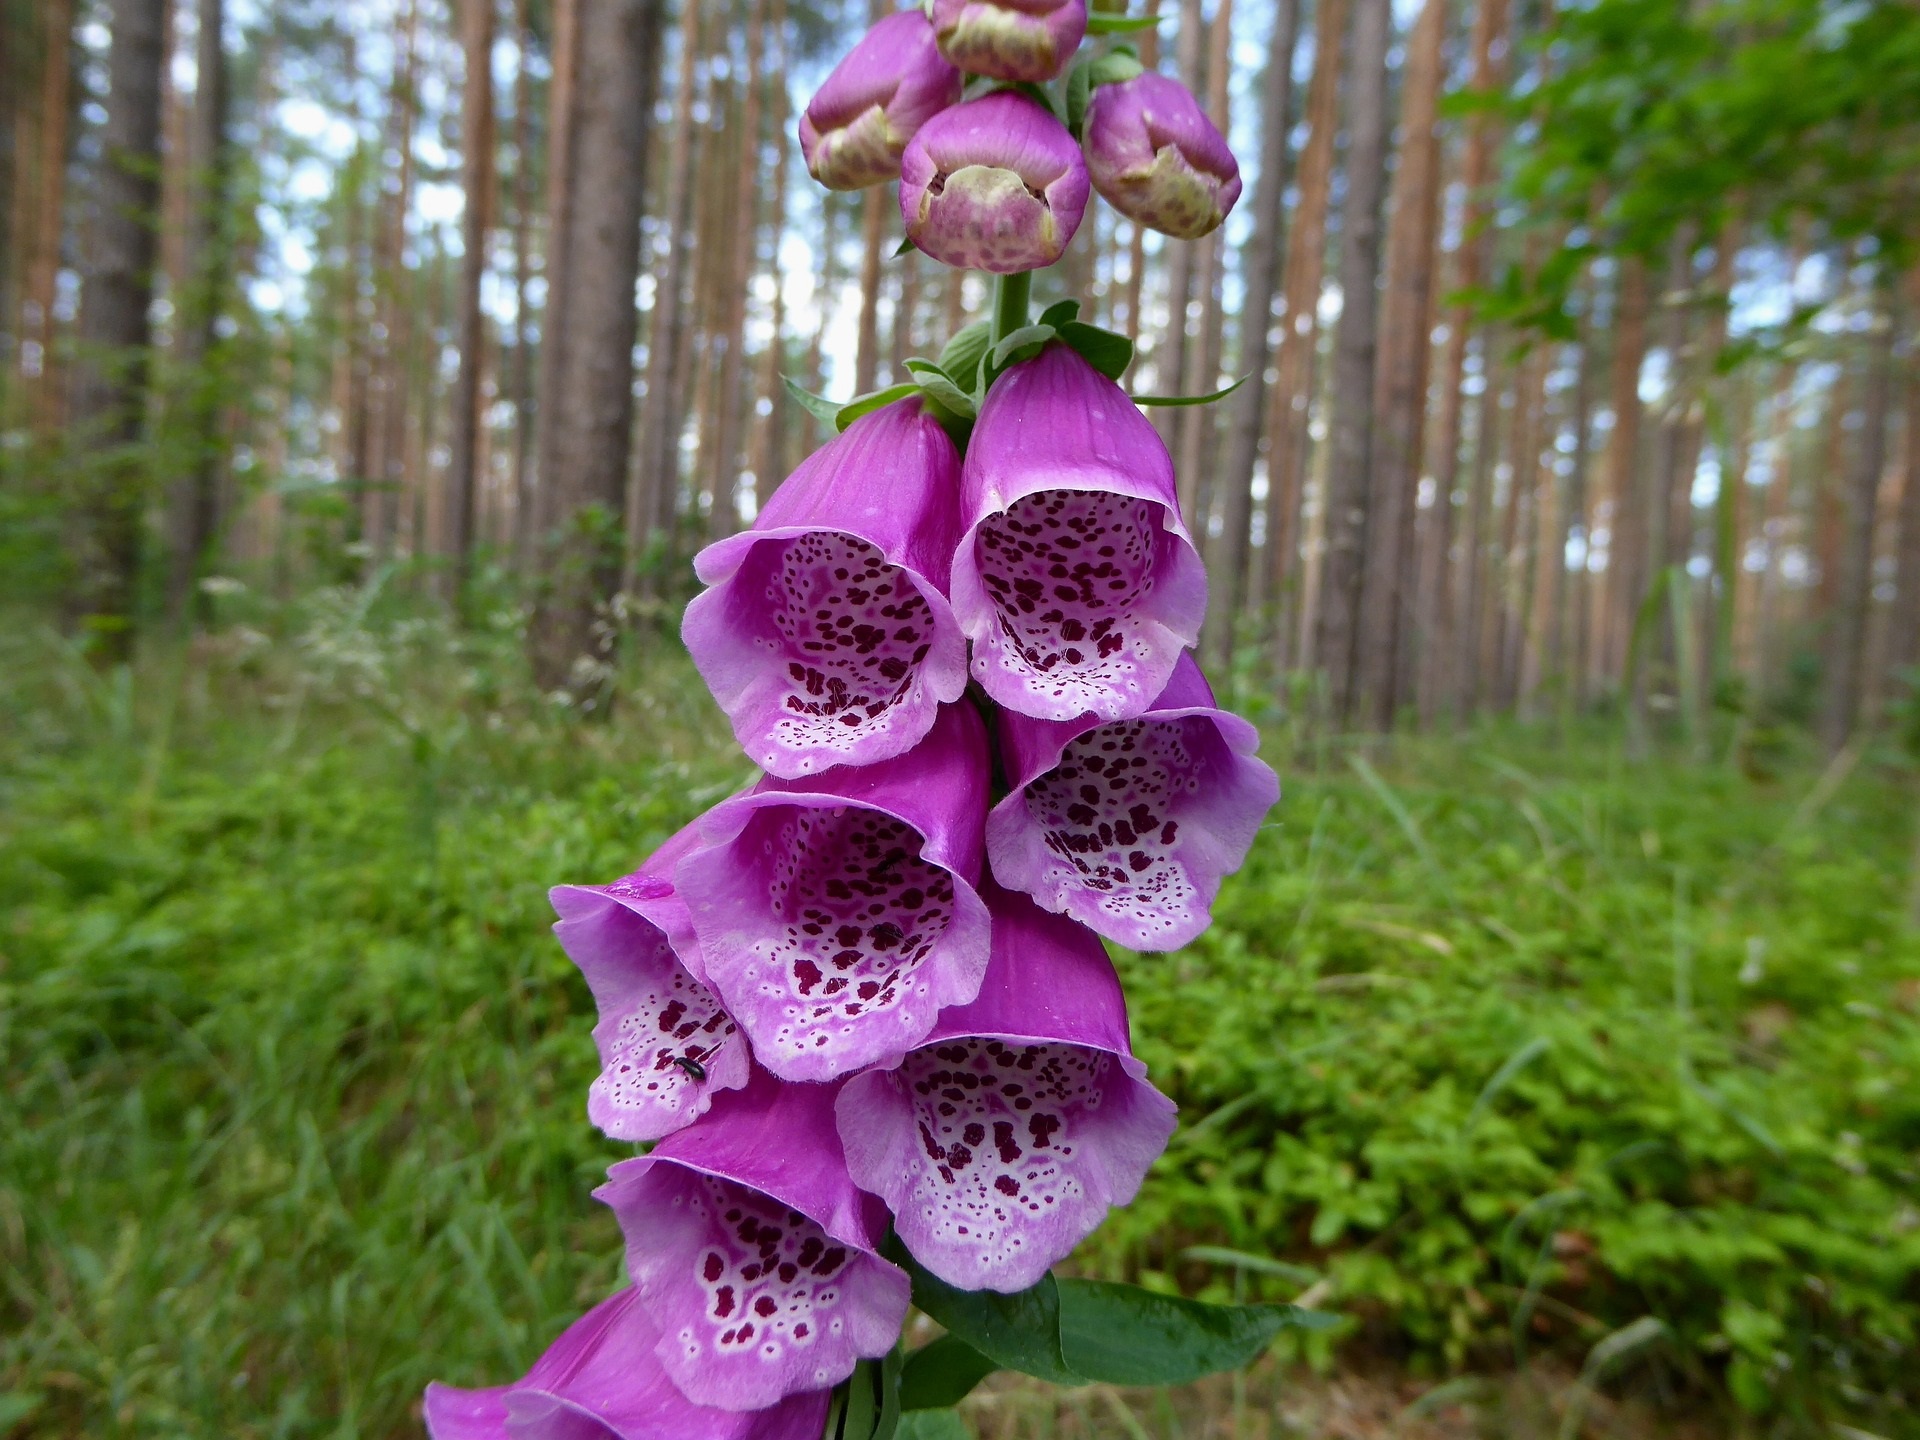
[586, 931, 738, 1137]
[974, 487, 1162, 716]
[669, 1176, 861, 1395]
[764, 532, 937, 760]
[899, 1039, 1105, 1274]
[739, 805, 958, 1074]
[1020, 716, 1205, 944]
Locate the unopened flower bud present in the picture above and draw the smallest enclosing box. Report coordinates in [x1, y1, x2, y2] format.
[801, 11, 962, 190]
[900, 91, 1090, 274]
[931, 0, 1088, 83]
[1084, 72, 1241, 239]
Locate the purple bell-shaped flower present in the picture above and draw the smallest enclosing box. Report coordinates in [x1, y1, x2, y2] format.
[950, 343, 1206, 721]
[837, 884, 1176, 1293]
[423, 1287, 829, 1439]
[930, 0, 1088, 83]
[1084, 72, 1242, 240]
[801, 10, 963, 190]
[551, 821, 751, 1142]
[600, 1074, 911, 1412]
[900, 91, 1090, 274]
[987, 652, 1279, 950]
[682, 399, 968, 780]
[675, 703, 993, 1082]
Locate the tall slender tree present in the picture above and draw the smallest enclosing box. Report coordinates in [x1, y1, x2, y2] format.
[1890, 297, 1920, 693]
[1205, 0, 1303, 666]
[1314, 0, 1394, 719]
[526, 0, 667, 696]
[1353, 0, 1447, 726]
[446, 0, 497, 604]
[66, 0, 167, 659]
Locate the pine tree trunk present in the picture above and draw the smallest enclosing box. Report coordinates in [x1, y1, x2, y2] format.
[751, 0, 792, 512]
[1262, 0, 1346, 656]
[446, 0, 497, 607]
[1413, 0, 1508, 724]
[1153, 0, 1208, 441]
[1819, 300, 1896, 754]
[366, 0, 421, 565]
[509, 0, 537, 565]
[1629, 229, 1695, 743]
[526, 0, 666, 697]
[164, 0, 230, 623]
[531, 0, 579, 545]
[1173, 0, 1234, 534]
[1557, 311, 1597, 711]
[854, 188, 886, 395]
[1314, 0, 1394, 721]
[1598, 257, 1648, 694]
[66, 0, 167, 660]
[707, 0, 769, 540]
[631, 0, 700, 576]
[16, 0, 75, 436]
[1889, 305, 1920, 690]
[1353, 0, 1447, 726]
[1204, 0, 1302, 666]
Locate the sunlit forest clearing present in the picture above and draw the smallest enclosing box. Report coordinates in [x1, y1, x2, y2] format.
[3, 0, 1920, 1435]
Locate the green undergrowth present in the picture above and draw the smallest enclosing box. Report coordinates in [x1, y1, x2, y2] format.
[1, 594, 1916, 1438]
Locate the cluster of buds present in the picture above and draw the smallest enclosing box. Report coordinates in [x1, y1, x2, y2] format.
[799, 2, 1240, 271]
[428, 6, 1270, 1437]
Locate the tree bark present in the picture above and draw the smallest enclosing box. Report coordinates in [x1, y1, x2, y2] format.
[707, 0, 769, 539]
[66, 0, 167, 660]
[1261, 0, 1346, 655]
[854, 188, 886, 395]
[446, 0, 497, 607]
[1173, 0, 1234, 533]
[14, 0, 75, 436]
[1597, 256, 1648, 693]
[1153, 0, 1208, 441]
[531, 0, 579, 544]
[508, 0, 537, 565]
[1353, 0, 1447, 726]
[751, 0, 793, 512]
[1819, 302, 1896, 754]
[1313, 0, 1393, 721]
[164, 0, 231, 623]
[1890, 315, 1920, 689]
[1203, 0, 1300, 668]
[631, 0, 700, 578]
[526, 0, 665, 698]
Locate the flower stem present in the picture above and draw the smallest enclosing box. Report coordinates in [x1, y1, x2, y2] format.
[991, 270, 1033, 346]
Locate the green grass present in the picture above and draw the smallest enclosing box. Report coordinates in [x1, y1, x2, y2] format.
[2, 596, 1917, 1439]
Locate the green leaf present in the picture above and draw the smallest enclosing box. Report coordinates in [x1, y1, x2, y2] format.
[938, 321, 993, 389]
[1087, 13, 1161, 33]
[784, 375, 843, 427]
[1038, 299, 1082, 329]
[896, 1246, 1079, 1386]
[893, 235, 918, 258]
[1055, 1279, 1337, 1387]
[1065, 56, 1094, 135]
[896, 1413, 972, 1440]
[875, 1344, 905, 1440]
[1178, 1245, 1322, 1287]
[836, 383, 923, 431]
[1129, 375, 1249, 406]
[988, 323, 1058, 373]
[903, 360, 977, 420]
[840, 1357, 879, 1440]
[900, 1334, 998, 1411]
[1057, 320, 1133, 381]
[1089, 51, 1147, 85]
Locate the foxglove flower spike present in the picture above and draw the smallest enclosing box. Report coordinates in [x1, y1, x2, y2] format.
[424, 1288, 829, 1439]
[599, 1074, 911, 1411]
[987, 652, 1279, 949]
[951, 342, 1206, 721]
[677, 703, 993, 1082]
[801, 11, 963, 190]
[838, 885, 1177, 1292]
[900, 92, 1090, 274]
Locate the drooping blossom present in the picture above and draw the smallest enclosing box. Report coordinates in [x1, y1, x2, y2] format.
[551, 822, 749, 1143]
[949, 343, 1206, 722]
[600, 1074, 911, 1411]
[986, 652, 1278, 949]
[930, 0, 1088, 83]
[800, 11, 963, 190]
[1083, 73, 1242, 240]
[837, 884, 1176, 1292]
[683, 400, 968, 780]
[900, 91, 1090, 274]
[675, 702, 992, 1082]
[423, 1287, 829, 1440]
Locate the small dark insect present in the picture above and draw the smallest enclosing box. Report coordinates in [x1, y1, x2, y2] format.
[672, 1055, 707, 1082]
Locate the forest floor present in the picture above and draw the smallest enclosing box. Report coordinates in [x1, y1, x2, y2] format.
[2, 594, 1917, 1439]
